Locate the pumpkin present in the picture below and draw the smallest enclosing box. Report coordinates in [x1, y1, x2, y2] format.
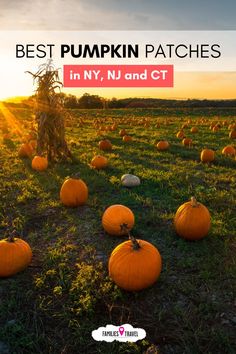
[122, 135, 132, 142]
[212, 126, 219, 132]
[174, 197, 211, 240]
[60, 175, 88, 207]
[119, 129, 127, 137]
[30, 140, 37, 150]
[102, 204, 135, 236]
[200, 149, 215, 163]
[121, 174, 140, 187]
[222, 145, 236, 156]
[176, 130, 185, 139]
[0, 235, 32, 277]
[191, 127, 198, 133]
[3, 133, 11, 140]
[91, 155, 108, 169]
[182, 138, 192, 147]
[229, 130, 236, 139]
[156, 140, 169, 151]
[18, 143, 33, 158]
[99, 139, 112, 151]
[108, 235, 162, 291]
[111, 123, 117, 131]
[32, 156, 48, 171]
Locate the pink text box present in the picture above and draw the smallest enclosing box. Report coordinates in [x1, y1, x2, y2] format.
[63, 65, 173, 87]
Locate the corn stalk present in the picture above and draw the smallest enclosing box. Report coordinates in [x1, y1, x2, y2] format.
[27, 60, 72, 161]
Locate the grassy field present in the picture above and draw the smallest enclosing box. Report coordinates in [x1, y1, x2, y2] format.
[0, 105, 236, 354]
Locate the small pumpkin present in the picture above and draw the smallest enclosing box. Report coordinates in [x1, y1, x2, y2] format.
[229, 130, 236, 139]
[122, 135, 132, 142]
[212, 125, 219, 132]
[91, 155, 108, 169]
[182, 138, 192, 147]
[200, 149, 215, 163]
[222, 145, 236, 156]
[121, 174, 140, 187]
[108, 235, 162, 291]
[190, 127, 198, 133]
[119, 129, 127, 137]
[176, 130, 185, 139]
[102, 204, 135, 236]
[0, 235, 32, 277]
[156, 140, 169, 151]
[174, 197, 211, 240]
[18, 143, 33, 158]
[60, 175, 88, 207]
[99, 139, 112, 151]
[32, 156, 48, 171]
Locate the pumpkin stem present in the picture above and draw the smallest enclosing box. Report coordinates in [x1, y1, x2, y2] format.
[120, 224, 141, 250]
[191, 196, 198, 207]
[129, 233, 141, 250]
[70, 172, 80, 179]
[7, 230, 17, 243]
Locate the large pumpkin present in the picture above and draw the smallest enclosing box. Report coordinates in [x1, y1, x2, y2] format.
[91, 155, 108, 169]
[174, 197, 211, 240]
[18, 143, 33, 158]
[156, 140, 169, 151]
[60, 176, 88, 207]
[108, 236, 162, 291]
[222, 145, 236, 156]
[99, 139, 112, 151]
[32, 156, 48, 171]
[0, 235, 32, 277]
[102, 204, 134, 236]
[200, 149, 215, 163]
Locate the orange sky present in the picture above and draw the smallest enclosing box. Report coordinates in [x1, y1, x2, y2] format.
[1, 72, 235, 101]
[62, 72, 236, 100]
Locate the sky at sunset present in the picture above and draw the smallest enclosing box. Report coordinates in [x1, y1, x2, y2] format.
[0, 0, 235, 100]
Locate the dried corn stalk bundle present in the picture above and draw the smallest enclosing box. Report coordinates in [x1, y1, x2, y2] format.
[27, 60, 72, 161]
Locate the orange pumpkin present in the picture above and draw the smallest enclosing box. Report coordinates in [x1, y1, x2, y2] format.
[32, 156, 48, 171]
[222, 145, 236, 156]
[60, 176, 88, 207]
[229, 130, 236, 139]
[191, 127, 198, 133]
[119, 129, 127, 137]
[176, 130, 185, 139]
[212, 126, 219, 132]
[30, 140, 37, 150]
[156, 140, 169, 151]
[90, 155, 108, 169]
[108, 236, 162, 291]
[98, 139, 112, 151]
[174, 197, 211, 240]
[102, 204, 135, 236]
[0, 235, 32, 277]
[200, 149, 215, 163]
[122, 135, 132, 142]
[18, 143, 33, 158]
[182, 138, 192, 147]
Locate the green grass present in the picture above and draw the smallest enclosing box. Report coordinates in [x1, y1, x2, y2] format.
[0, 106, 236, 354]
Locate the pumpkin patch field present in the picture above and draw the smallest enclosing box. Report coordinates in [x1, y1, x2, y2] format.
[0, 103, 236, 354]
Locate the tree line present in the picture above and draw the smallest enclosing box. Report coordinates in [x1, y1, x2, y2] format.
[6, 93, 236, 109]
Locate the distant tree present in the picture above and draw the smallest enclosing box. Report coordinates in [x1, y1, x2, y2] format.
[78, 93, 103, 109]
[64, 94, 79, 108]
